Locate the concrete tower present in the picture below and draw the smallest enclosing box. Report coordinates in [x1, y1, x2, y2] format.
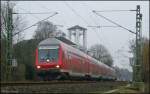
[68, 25, 87, 51]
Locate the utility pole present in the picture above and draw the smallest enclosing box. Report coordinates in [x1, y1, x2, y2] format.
[134, 5, 142, 82]
[6, 1, 13, 81]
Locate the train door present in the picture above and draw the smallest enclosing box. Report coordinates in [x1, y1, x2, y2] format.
[85, 59, 90, 76]
[82, 58, 85, 74]
[62, 51, 66, 67]
[62, 51, 70, 71]
[67, 52, 72, 72]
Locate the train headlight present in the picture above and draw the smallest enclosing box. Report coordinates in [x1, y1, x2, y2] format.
[56, 65, 60, 68]
[46, 59, 50, 62]
[37, 66, 41, 69]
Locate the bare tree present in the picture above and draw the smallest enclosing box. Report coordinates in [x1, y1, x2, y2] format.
[33, 21, 57, 40]
[13, 14, 27, 43]
[1, 1, 27, 43]
[113, 66, 132, 81]
[88, 44, 113, 67]
[129, 37, 149, 83]
[55, 30, 66, 38]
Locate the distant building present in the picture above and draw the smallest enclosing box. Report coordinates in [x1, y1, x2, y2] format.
[68, 25, 87, 52]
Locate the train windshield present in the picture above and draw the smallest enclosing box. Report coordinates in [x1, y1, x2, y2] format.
[38, 46, 59, 63]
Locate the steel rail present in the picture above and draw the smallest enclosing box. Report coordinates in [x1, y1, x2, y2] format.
[1, 81, 99, 86]
[1, 81, 128, 86]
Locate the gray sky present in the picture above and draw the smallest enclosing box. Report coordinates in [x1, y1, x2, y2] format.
[12, 1, 149, 71]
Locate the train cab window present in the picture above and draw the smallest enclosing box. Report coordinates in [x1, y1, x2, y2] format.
[38, 46, 59, 63]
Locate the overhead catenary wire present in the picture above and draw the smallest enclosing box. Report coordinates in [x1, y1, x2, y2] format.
[13, 7, 58, 33]
[94, 9, 136, 12]
[12, 7, 43, 31]
[13, 12, 58, 36]
[63, 2, 89, 25]
[93, 10, 136, 34]
[16, 7, 42, 20]
[21, 6, 64, 28]
[40, 5, 66, 27]
[87, 26, 119, 28]
[81, 2, 118, 50]
[93, 9, 137, 49]
[81, 3, 122, 28]
[81, 2, 104, 44]
[63, 1, 102, 43]
[13, 12, 54, 14]
[81, 2, 99, 25]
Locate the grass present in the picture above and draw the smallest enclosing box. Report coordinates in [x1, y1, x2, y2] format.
[110, 86, 139, 93]
[91, 82, 148, 93]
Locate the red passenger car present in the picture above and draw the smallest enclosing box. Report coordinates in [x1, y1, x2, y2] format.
[35, 37, 116, 80]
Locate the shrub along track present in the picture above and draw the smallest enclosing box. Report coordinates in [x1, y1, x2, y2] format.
[1, 81, 128, 93]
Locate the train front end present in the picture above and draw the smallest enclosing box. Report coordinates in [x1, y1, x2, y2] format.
[35, 38, 62, 80]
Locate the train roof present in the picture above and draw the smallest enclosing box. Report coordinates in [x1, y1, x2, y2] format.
[38, 37, 76, 46]
[56, 37, 76, 45]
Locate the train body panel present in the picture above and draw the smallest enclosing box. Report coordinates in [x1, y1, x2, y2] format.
[35, 38, 116, 80]
[59, 42, 88, 77]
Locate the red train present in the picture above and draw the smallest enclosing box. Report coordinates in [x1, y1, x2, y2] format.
[35, 37, 116, 80]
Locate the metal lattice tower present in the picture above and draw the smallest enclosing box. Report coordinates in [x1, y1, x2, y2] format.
[134, 5, 142, 82]
[5, 2, 13, 80]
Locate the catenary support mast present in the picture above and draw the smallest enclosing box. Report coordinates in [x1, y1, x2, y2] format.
[134, 5, 142, 82]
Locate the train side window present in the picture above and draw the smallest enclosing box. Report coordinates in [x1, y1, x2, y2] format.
[62, 51, 65, 62]
[68, 53, 71, 63]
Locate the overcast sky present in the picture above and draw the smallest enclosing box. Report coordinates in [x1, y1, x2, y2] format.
[10, 1, 149, 71]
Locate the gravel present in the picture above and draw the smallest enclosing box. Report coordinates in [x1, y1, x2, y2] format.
[1, 82, 127, 93]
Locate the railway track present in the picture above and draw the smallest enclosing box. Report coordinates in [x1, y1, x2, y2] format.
[1, 81, 127, 86]
[1, 80, 97, 86]
[1, 81, 128, 93]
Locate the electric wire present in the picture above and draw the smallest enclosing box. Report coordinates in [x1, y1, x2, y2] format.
[93, 11, 135, 65]
[81, 2, 116, 50]
[40, 5, 66, 27]
[81, 2, 102, 44]
[13, 12, 54, 14]
[13, 12, 58, 36]
[94, 9, 136, 12]
[63, 2, 89, 25]
[93, 11, 136, 34]
[13, 7, 57, 32]
[63, 1, 102, 43]
[93, 9, 137, 61]
[16, 7, 41, 20]
[12, 7, 41, 31]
